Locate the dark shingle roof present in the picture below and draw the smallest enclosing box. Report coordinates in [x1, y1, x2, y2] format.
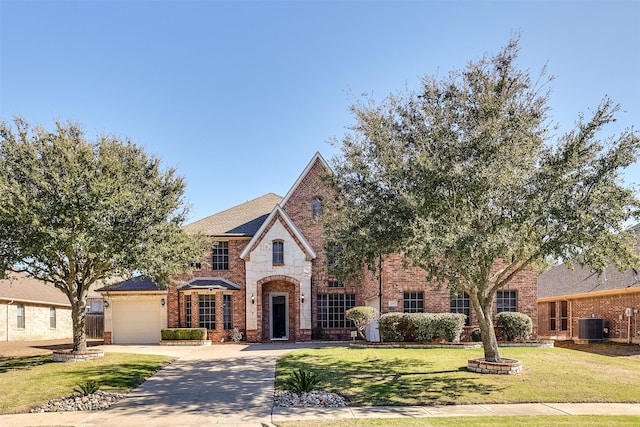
[98, 276, 165, 292]
[183, 193, 282, 237]
[538, 263, 640, 299]
[179, 277, 240, 291]
[538, 224, 640, 298]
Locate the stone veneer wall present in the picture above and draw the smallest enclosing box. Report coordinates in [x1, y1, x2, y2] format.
[244, 218, 312, 341]
[0, 302, 72, 341]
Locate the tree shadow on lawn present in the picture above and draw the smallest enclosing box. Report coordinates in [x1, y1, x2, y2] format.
[0, 355, 54, 373]
[52, 362, 166, 391]
[278, 352, 506, 406]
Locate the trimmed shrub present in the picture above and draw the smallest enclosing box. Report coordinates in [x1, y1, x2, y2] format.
[161, 328, 207, 340]
[345, 306, 378, 340]
[378, 312, 466, 343]
[495, 312, 532, 341]
[471, 328, 482, 342]
[378, 313, 406, 342]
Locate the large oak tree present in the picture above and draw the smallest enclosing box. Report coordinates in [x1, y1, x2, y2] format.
[327, 38, 640, 362]
[0, 119, 204, 352]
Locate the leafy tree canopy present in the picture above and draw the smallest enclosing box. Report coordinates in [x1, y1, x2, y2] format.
[0, 118, 205, 351]
[327, 37, 640, 362]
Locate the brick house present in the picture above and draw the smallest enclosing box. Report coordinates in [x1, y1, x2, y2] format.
[538, 236, 640, 343]
[101, 153, 538, 344]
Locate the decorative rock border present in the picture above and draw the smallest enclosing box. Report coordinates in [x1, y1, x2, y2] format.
[52, 349, 105, 362]
[467, 357, 522, 375]
[159, 340, 212, 346]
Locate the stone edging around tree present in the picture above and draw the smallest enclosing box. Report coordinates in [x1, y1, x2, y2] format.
[52, 349, 105, 362]
[467, 357, 523, 374]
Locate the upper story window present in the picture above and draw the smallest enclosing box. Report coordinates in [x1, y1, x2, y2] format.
[496, 290, 517, 313]
[212, 241, 229, 270]
[327, 243, 342, 277]
[312, 197, 323, 220]
[272, 240, 284, 265]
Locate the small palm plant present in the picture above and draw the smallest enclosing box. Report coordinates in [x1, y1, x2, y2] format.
[74, 380, 100, 396]
[284, 369, 320, 393]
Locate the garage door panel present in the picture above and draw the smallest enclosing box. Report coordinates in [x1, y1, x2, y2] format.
[112, 300, 161, 344]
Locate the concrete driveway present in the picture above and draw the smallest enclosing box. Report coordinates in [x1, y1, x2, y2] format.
[1, 342, 339, 427]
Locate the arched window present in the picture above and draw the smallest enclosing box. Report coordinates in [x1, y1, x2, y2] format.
[272, 240, 284, 265]
[312, 197, 323, 220]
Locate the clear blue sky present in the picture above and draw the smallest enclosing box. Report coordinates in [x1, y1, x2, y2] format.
[1, 1, 639, 223]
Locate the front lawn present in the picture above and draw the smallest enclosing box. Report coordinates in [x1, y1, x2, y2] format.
[0, 353, 172, 414]
[276, 346, 640, 406]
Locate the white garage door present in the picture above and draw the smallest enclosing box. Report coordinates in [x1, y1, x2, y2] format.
[112, 300, 161, 344]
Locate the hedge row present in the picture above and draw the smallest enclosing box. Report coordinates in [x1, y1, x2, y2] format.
[161, 328, 207, 340]
[378, 312, 466, 343]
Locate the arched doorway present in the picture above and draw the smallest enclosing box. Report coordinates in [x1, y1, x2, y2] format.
[260, 279, 298, 342]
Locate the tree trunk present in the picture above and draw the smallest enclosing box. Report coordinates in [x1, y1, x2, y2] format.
[470, 292, 501, 362]
[71, 299, 88, 352]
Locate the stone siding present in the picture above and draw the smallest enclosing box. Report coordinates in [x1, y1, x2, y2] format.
[0, 302, 72, 341]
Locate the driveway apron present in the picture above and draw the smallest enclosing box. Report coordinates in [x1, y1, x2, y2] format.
[82, 343, 334, 426]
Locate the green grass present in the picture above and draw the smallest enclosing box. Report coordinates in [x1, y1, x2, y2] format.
[276, 347, 640, 406]
[275, 416, 640, 427]
[0, 353, 172, 414]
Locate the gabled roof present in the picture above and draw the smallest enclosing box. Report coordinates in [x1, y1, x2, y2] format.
[184, 193, 283, 237]
[239, 205, 317, 260]
[97, 276, 165, 292]
[538, 263, 640, 299]
[280, 152, 331, 207]
[538, 224, 640, 299]
[179, 277, 241, 291]
[0, 273, 71, 307]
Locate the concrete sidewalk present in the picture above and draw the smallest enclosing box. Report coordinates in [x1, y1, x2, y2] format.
[2, 402, 640, 426]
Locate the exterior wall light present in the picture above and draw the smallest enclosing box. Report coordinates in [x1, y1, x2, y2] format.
[251, 293, 255, 304]
[104, 300, 110, 308]
[301, 293, 305, 304]
[161, 297, 166, 306]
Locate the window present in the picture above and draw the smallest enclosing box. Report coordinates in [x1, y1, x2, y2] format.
[549, 301, 557, 331]
[327, 243, 342, 277]
[560, 300, 568, 331]
[50, 307, 56, 329]
[16, 304, 25, 329]
[312, 197, 323, 220]
[199, 295, 216, 329]
[450, 292, 471, 326]
[223, 294, 232, 330]
[185, 295, 192, 328]
[317, 294, 355, 328]
[212, 241, 229, 270]
[403, 292, 424, 313]
[272, 240, 284, 265]
[496, 290, 517, 313]
[327, 280, 344, 288]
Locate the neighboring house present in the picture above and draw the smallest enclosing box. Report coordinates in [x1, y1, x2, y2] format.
[101, 153, 538, 344]
[0, 273, 73, 341]
[538, 249, 640, 343]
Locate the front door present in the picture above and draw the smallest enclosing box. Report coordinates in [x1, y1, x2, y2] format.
[270, 293, 288, 340]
